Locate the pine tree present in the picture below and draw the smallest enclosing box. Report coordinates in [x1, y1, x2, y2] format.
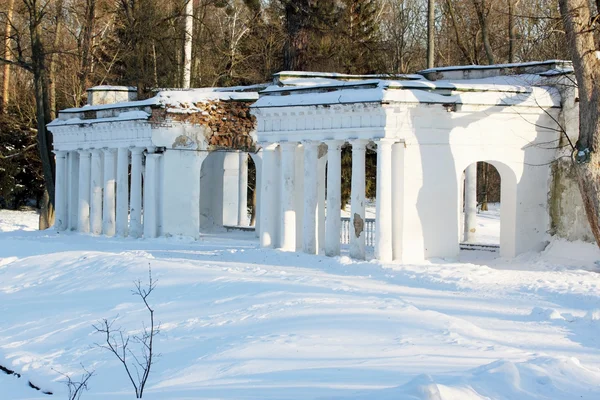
[341, 0, 382, 74]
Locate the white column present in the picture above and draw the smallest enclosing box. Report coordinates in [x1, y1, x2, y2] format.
[392, 143, 405, 261]
[294, 145, 305, 250]
[90, 149, 103, 235]
[143, 150, 161, 238]
[54, 150, 68, 231]
[350, 140, 368, 260]
[375, 140, 394, 262]
[67, 152, 79, 230]
[302, 141, 319, 254]
[259, 144, 278, 248]
[130, 147, 144, 238]
[464, 163, 478, 242]
[77, 150, 91, 233]
[280, 142, 297, 251]
[325, 140, 343, 256]
[238, 152, 248, 226]
[253, 152, 263, 237]
[102, 148, 117, 236]
[116, 147, 130, 236]
[317, 148, 327, 255]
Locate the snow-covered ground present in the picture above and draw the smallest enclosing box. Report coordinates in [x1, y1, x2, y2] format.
[1, 209, 600, 400]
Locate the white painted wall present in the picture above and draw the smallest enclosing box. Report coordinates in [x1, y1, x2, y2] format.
[388, 102, 560, 261]
[162, 150, 205, 238]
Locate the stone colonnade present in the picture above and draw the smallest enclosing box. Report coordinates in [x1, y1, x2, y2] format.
[53, 147, 162, 238]
[259, 139, 402, 261]
[54, 147, 255, 238]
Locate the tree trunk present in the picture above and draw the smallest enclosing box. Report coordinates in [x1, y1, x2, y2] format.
[250, 186, 256, 226]
[445, 0, 473, 64]
[507, 0, 516, 63]
[427, 0, 435, 68]
[481, 162, 489, 211]
[39, 188, 54, 230]
[79, 0, 96, 106]
[49, 0, 64, 120]
[283, 0, 310, 71]
[182, 0, 193, 88]
[1, 0, 15, 113]
[473, 0, 495, 64]
[559, 0, 600, 247]
[29, 2, 55, 229]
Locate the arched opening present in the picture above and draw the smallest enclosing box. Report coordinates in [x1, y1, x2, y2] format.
[460, 160, 517, 259]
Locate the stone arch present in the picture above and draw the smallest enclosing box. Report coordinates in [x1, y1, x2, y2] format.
[458, 159, 518, 258]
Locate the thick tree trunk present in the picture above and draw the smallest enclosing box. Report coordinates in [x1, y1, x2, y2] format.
[559, 0, 600, 247]
[473, 0, 495, 64]
[39, 188, 54, 230]
[283, 1, 309, 70]
[508, 0, 516, 63]
[427, 0, 435, 68]
[1, 0, 15, 113]
[445, 0, 473, 64]
[49, 0, 64, 120]
[30, 7, 55, 229]
[79, 0, 96, 106]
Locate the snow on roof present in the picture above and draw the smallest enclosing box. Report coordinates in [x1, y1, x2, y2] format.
[418, 59, 572, 74]
[57, 87, 260, 115]
[48, 110, 150, 127]
[87, 85, 137, 92]
[156, 89, 259, 114]
[274, 70, 423, 82]
[253, 72, 561, 109]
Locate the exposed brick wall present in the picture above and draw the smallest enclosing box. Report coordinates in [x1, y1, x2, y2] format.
[149, 100, 257, 151]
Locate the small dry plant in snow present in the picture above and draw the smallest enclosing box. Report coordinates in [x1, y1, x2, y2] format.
[54, 365, 94, 400]
[93, 266, 160, 398]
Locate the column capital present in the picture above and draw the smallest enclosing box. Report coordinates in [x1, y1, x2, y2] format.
[146, 146, 157, 154]
[375, 138, 397, 146]
[91, 148, 103, 156]
[130, 146, 145, 155]
[102, 147, 117, 156]
[279, 141, 299, 152]
[349, 139, 369, 150]
[324, 140, 344, 151]
[53, 150, 68, 158]
[145, 153, 162, 160]
[78, 149, 92, 156]
[258, 142, 278, 151]
[301, 140, 320, 148]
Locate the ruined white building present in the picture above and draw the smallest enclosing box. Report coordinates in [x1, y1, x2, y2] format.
[49, 60, 589, 263]
[48, 85, 263, 240]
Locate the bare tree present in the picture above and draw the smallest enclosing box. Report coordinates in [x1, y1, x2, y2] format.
[472, 0, 495, 64]
[54, 365, 95, 400]
[558, 0, 600, 247]
[93, 267, 160, 398]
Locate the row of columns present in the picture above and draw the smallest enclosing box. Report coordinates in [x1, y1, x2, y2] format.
[259, 139, 400, 261]
[53, 147, 162, 238]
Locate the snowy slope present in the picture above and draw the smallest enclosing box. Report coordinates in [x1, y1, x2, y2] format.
[1, 210, 600, 400]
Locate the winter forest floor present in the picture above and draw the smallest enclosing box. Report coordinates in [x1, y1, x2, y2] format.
[1, 209, 600, 400]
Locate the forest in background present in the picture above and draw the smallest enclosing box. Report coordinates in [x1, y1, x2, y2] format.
[0, 0, 567, 213]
